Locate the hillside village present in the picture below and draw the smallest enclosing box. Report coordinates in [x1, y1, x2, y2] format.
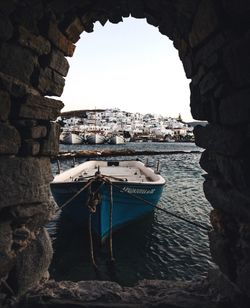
[57, 108, 196, 142]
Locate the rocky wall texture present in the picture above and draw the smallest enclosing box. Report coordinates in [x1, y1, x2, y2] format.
[0, 0, 250, 307]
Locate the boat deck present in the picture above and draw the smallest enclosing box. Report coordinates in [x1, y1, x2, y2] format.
[53, 160, 165, 185]
[77, 166, 152, 182]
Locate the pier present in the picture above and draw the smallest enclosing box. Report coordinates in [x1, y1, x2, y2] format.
[53, 149, 202, 160]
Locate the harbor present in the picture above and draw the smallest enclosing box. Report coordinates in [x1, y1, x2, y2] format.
[58, 108, 197, 145]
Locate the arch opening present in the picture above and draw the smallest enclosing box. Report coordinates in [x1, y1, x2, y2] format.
[0, 0, 250, 306]
[49, 16, 211, 286]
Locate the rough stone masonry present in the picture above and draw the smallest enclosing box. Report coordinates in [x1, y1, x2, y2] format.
[0, 0, 250, 307]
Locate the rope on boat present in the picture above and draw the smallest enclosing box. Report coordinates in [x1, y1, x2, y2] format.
[107, 179, 115, 263]
[55, 178, 96, 213]
[0, 278, 15, 297]
[86, 178, 105, 268]
[88, 212, 98, 269]
[108, 181, 210, 232]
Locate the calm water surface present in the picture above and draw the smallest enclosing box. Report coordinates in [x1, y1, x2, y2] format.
[48, 142, 212, 286]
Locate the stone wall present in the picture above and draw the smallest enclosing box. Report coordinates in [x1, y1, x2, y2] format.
[0, 0, 250, 306]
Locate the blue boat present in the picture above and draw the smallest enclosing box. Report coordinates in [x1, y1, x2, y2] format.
[50, 160, 165, 242]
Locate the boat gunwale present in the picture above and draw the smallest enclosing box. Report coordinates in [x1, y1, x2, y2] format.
[52, 160, 166, 185]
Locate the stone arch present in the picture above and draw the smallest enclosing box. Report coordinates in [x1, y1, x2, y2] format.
[1, 0, 250, 306]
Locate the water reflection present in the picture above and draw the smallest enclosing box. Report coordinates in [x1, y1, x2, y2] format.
[50, 210, 155, 286]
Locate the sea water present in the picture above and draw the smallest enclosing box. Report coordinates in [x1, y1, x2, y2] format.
[48, 142, 212, 286]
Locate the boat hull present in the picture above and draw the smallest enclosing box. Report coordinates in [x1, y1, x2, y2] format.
[51, 180, 164, 241]
[86, 133, 106, 144]
[60, 132, 83, 144]
[109, 135, 125, 144]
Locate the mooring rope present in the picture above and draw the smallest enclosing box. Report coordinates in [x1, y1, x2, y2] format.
[55, 178, 96, 213]
[107, 179, 115, 262]
[0, 278, 15, 296]
[88, 212, 98, 269]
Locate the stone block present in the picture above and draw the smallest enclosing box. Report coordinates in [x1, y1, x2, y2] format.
[209, 230, 236, 280]
[200, 149, 219, 176]
[47, 21, 75, 57]
[220, 89, 250, 125]
[0, 90, 11, 122]
[215, 153, 250, 194]
[144, 0, 161, 12]
[0, 123, 21, 154]
[63, 17, 84, 43]
[12, 201, 53, 230]
[190, 83, 206, 120]
[145, 14, 158, 27]
[19, 93, 64, 121]
[48, 0, 92, 15]
[0, 221, 14, 278]
[237, 262, 250, 298]
[207, 260, 246, 307]
[11, 0, 43, 34]
[97, 14, 109, 27]
[0, 0, 16, 14]
[174, 0, 200, 20]
[21, 126, 47, 139]
[182, 53, 193, 78]
[14, 119, 37, 128]
[9, 228, 53, 296]
[159, 16, 175, 40]
[223, 33, 250, 88]
[222, 0, 250, 19]
[214, 83, 230, 100]
[204, 177, 250, 221]
[194, 124, 246, 156]
[20, 139, 40, 156]
[189, 0, 218, 48]
[40, 48, 69, 77]
[0, 156, 52, 209]
[0, 12, 13, 41]
[127, 0, 145, 18]
[0, 43, 36, 84]
[194, 33, 226, 69]
[192, 66, 205, 86]
[199, 71, 220, 96]
[18, 26, 51, 56]
[80, 15, 94, 33]
[40, 122, 60, 156]
[0, 71, 39, 98]
[108, 14, 123, 24]
[190, 83, 218, 121]
[36, 67, 65, 96]
[175, 38, 188, 61]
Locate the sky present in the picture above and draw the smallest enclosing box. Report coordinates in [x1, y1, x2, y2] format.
[61, 18, 193, 121]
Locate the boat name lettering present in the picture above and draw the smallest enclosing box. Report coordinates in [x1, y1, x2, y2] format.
[122, 187, 155, 194]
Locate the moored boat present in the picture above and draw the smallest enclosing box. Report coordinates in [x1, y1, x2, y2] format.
[60, 131, 84, 144]
[50, 160, 165, 242]
[86, 133, 106, 144]
[108, 134, 125, 145]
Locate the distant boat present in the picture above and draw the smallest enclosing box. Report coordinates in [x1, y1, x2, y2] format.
[60, 132, 84, 144]
[109, 134, 125, 145]
[86, 133, 106, 144]
[50, 160, 165, 242]
[165, 137, 175, 143]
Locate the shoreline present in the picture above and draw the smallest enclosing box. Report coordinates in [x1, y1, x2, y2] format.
[52, 148, 202, 161]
